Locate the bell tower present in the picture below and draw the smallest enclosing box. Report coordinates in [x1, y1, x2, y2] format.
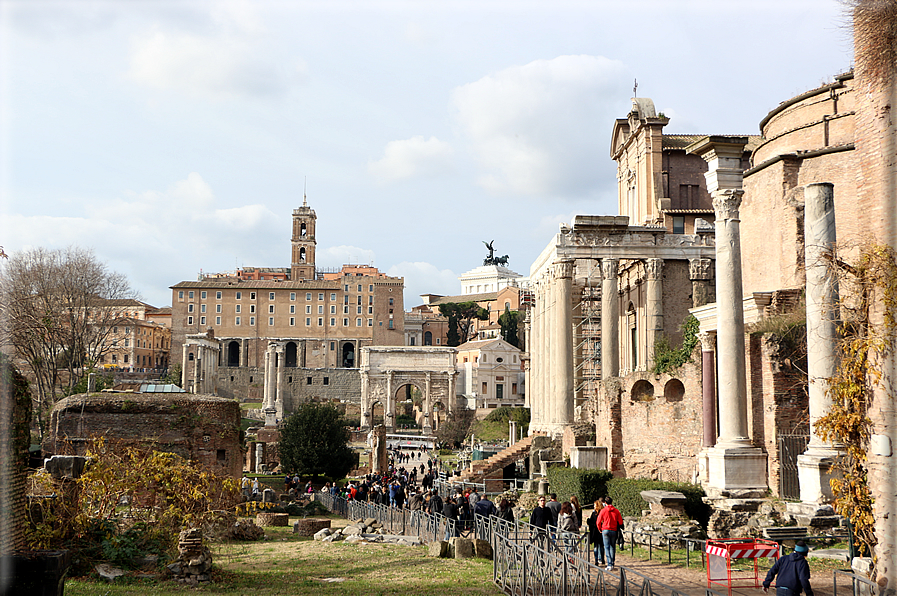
[290, 193, 316, 280]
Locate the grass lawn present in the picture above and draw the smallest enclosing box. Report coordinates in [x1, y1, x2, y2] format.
[64, 516, 502, 596]
[240, 402, 263, 409]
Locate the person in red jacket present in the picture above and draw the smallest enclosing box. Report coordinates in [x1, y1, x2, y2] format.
[596, 496, 624, 571]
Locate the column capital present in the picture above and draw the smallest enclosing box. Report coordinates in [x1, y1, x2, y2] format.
[645, 258, 663, 281]
[698, 331, 716, 352]
[712, 189, 744, 221]
[689, 258, 714, 281]
[551, 259, 574, 280]
[601, 258, 619, 279]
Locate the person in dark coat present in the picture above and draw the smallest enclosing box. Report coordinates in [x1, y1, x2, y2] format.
[546, 493, 562, 527]
[497, 498, 515, 523]
[474, 494, 497, 518]
[586, 498, 606, 565]
[763, 542, 814, 596]
[530, 496, 551, 547]
[443, 497, 460, 539]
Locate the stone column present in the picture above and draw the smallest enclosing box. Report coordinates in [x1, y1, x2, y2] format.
[551, 260, 574, 433]
[699, 332, 717, 448]
[385, 371, 395, 432]
[645, 258, 664, 367]
[193, 350, 201, 394]
[360, 372, 370, 430]
[275, 343, 285, 421]
[689, 258, 715, 308]
[181, 346, 189, 391]
[447, 371, 455, 418]
[241, 338, 249, 367]
[712, 189, 750, 448]
[263, 344, 276, 427]
[601, 259, 620, 379]
[509, 420, 517, 446]
[531, 279, 544, 432]
[688, 136, 766, 494]
[796, 182, 843, 509]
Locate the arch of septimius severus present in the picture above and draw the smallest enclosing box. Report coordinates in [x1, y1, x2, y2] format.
[359, 346, 457, 435]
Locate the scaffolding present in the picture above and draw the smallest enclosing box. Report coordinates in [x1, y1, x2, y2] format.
[573, 261, 602, 411]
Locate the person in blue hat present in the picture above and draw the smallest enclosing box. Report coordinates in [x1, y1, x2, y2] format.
[763, 541, 814, 596]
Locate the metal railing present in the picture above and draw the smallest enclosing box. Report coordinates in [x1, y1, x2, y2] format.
[833, 569, 876, 596]
[617, 528, 708, 569]
[317, 494, 731, 596]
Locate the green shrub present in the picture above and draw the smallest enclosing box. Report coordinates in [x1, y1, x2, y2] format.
[546, 467, 613, 506]
[606, 478, 710, 527]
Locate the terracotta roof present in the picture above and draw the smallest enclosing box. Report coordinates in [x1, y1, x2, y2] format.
[171, 277, 402, 290]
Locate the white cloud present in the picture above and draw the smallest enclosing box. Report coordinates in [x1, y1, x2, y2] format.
[368, 136, 454, 183]
[452, 55, 629, 197]
[128, 28, 285, 98]
[2, 174, 282, 307]
[387, 261, 459, 307]
[316, 245, 377, 269]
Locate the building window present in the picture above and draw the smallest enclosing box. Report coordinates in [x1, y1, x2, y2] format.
[482, 382, 488, 394]
[124, 338, 129, 347]
[235, 305, 241, 313]
[178, 291, 184, 300]
[330, 317, 336, 326]
[369, 296, 373, 305]
[307, 377, 313, 385]
[388, 320, 394, 329]
[323, 377, 329, 386]
[330, 305, 336, 314]
[356, 318, 362, 326]
[250, 292, 256, 300]
[357, 306, 362, 314]
[357, 284, 362, 292]
[188, 304, 194, 313]
[306, 317, 311, 326]
[318, 305, 324, 314]
[216, 316, 221, 325]
[318, 293, 324, 300]
[250, 304, 255, 313]
[318, 317, 323, 326]
[189, 291, 194, 299]
[269, 292, 275, 300]
[290, 305, 295, 314]
[200, 316, 206, 325]
[306, 305, 311, 314]
[369, 284, 373, 292]
[306, 292, 312, 300]
[343, 318, 349, 326]
[290, 292, 296, 301]
[368, 318, 373, 326]
[672, 216, 685, 234]
[187, 317, 193, 325]
[267, 317, 273, 326]
[268, 305, 275, 314]
[236, 291, 242, 299]
[250, 316, 255, 326]
[496, 384, 504, 399]
[389, 298, 393, 306]
[216, 291, 222, 299]
[344, 284, 349, 291]
[217, 304, 222, 313]
[512, 383, 518, 395]
[201, 291, 207, 299]
[368, 306, 373, 314]
[290, 317, 295, 326]
[436, 338, 440, 344]
[330, 342, 335, 350]
[343, 306, 349, 314]
[124, 355, 129, 363]
[330, 293, 336, 301]
[235, 316, 241, 325]
[201, 304, 206, 313]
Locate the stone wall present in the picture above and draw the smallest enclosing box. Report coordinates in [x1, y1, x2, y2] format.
[44, 394, 243, 478]
[217, 366, 361, 412]
[0, 357, 31, 554]
[591, 357, 703, 481]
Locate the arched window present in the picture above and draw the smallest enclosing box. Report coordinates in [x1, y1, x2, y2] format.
[188, 352, 195, 361]
[285, 342, 298, 367]
[342, 342, 355, 368]
[424, 331, 433, 346]
[299, 247, 306, 263]
[300, 222, 307, 236]
[227, 341, 240, 367]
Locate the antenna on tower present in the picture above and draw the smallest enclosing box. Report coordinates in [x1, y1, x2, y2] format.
[303, 177, 308, 207]
[633, 78, 638, 97]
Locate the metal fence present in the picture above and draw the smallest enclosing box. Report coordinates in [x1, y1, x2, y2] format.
[833, 569, 876, 596]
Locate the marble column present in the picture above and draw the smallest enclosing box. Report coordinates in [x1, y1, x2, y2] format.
[360, 372, 370, 430]
[385, 371, 395, 432]
[551, 260, 574, 432]
[241, 338, 249, 367]
[532, 279, 545, 432]
[193, 350, 201, 394]
[275, 343, 285, 421]
[263, 344, 276, 427]
[796, 182, 843, 508]
[447, 371, 455, 418]
[181, 346, 189, 391]
[713, 189, 750, 447]
[601, 259, 620, 379]
[645, 258, 664, 367]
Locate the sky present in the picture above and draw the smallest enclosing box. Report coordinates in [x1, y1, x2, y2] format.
[0, 0, 854, 309]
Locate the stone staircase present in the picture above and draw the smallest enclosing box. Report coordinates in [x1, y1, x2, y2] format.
[456, 434, 542, 483]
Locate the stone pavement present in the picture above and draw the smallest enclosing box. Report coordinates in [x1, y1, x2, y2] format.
[612, 551, 848, 596]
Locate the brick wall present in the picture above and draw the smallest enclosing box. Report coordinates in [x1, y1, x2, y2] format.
[45, 394, 243, 478]
[217, 366, 361, 411]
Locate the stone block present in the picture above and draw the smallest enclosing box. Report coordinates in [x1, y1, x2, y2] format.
[255, 512, 288, 527]
[45, 455, 87, 480]
[262, 488, 277, 503]
[452, 538, 474, 559]
[294, 518, 330, 536]
[427, 541, 449, 558]
[474, 539, 493, 560]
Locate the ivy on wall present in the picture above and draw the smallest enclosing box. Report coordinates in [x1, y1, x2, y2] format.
[651, 315, 700, 374]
